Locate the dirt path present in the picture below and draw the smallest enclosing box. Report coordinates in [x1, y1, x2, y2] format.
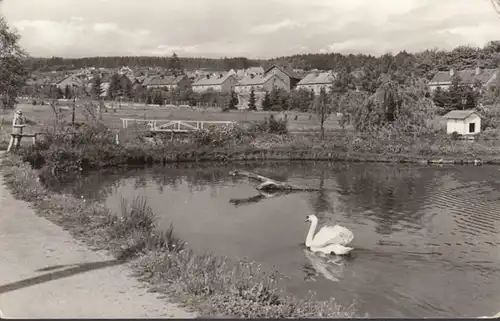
[0, 167, 196, 318]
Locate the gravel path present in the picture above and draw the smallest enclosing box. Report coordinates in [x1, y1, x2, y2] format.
[0, 163, 195, 318]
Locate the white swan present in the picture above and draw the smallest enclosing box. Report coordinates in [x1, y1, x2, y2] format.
[305, 214, 354, 256]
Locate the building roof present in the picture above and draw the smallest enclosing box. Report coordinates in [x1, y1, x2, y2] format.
[264, 64, 303, 80]
[297, 71, 336, 85]
[429, 68, 497, 85]
[236, 74, 275, 86]
[246, 66, 264, 74]
[146, 75, 186, 86]
[192, 72, 234, 86]
[443, 110, 483, 120]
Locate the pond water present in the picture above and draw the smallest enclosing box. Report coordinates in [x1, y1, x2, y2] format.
[63, 162, 500, 318]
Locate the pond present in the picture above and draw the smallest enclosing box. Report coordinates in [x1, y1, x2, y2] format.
[62, 162, 500, 318]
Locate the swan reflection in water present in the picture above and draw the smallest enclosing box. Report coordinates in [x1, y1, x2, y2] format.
[303, 249, 347, 282]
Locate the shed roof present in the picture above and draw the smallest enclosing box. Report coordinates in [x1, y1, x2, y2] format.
[443, 110, 483, 120]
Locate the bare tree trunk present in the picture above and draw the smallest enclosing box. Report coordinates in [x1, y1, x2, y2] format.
[320, 119, 325, 141]
[72, 97, 76, 125]
[230, 170, 322, 191]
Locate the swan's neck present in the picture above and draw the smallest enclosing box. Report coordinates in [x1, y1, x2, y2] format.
[305, 220, 318, 247]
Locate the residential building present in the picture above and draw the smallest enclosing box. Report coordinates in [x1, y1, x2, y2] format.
[234, 73, 287, 94]
[55, 73, 86, 90]
[191, 72, 238, 93]
[296, 71, 336, 95]
[234, 74, 288, 109]
[263, 65, 303, 91]
[245, 66, 264, 77]
[143, 75, 190, 90]
[193, 68, 226, 80]
[443, 110, 483, 135]
[428, 67, 498, 92]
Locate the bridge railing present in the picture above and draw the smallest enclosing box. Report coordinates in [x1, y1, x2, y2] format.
[121, 118, 235, 132]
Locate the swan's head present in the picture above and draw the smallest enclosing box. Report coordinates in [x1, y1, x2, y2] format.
[305, 214, 318, 223]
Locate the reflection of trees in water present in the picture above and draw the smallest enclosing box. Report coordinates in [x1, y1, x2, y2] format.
[58, 170, 131, 201]
[149, 167, 228, 194]
[133, 175, 148, 189]
[334, 164, 436, 235]
[308, 173, 334, 217]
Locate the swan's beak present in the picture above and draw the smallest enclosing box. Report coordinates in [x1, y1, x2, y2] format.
[304, 219, 309, 222]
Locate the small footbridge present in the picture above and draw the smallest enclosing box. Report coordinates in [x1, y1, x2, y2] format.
[121, 118, 235, 133]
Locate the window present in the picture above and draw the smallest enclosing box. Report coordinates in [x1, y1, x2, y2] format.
[469, 123, 475, 133]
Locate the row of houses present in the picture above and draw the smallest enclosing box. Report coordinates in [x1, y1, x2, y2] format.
[427, 66, 498, 92]
[27, 62, 500, 110]
[138, 65, 338, 108]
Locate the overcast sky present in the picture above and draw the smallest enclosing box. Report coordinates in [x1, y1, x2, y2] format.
[1, 0, 500, 59]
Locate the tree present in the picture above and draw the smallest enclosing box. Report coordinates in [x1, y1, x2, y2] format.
[248, 87, 257, 110]
[92, 74, 103, 99]
[481, 68, 500, 106]
[229, 89, 238, 110]
[330, 71, 352, 119]
[152, 91, 163, 105]
[168, 53, 183, 76]
[338, 90, 369, 128]
[289, 88, 314, 112]
[432, 86, 450, 108]
[64, 85, 72, 99]
[0, 16, 29, 109]
[262, 91, 272, 111]
[314, 87, 332, 140]
[108, 74, 121, 99]
[491, 0, 500, 16]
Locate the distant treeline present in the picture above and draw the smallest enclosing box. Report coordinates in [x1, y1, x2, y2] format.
[24, 41, 500, 80]
[25, 56, 264, 72]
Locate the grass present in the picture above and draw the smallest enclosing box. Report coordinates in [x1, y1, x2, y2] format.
[1, 154, 357, 318]
[6, 101, 345, 131]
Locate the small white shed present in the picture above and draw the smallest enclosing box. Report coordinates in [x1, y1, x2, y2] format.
[443, 110, 483, 135]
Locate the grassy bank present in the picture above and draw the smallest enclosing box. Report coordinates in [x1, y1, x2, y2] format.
[0, 154, 357, 318]
[10, 120, 500, 184]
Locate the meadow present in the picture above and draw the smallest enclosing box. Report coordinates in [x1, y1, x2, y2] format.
[4, 99, 345, 131]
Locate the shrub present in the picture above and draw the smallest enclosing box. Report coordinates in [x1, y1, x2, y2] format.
[190, 123, 256, 148]
[249, 114, 288, 135]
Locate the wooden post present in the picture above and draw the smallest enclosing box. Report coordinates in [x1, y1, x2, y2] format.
[7, 125, 25, 152]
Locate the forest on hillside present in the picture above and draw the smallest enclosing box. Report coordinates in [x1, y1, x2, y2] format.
[25, 41, 500, 80]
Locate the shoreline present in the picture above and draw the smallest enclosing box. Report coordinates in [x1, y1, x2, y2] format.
[1, 147, 492, 165]
[0, 152, 357, 318]
[97, 148, 491, 168]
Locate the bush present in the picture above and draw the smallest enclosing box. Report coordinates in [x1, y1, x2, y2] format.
[190, 123, 256, 148]
[450, 131, 460, 141]
[26, 122, 122, 179]
[249, 114, 288, 135]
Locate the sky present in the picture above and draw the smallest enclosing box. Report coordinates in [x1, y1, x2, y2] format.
[1, 0, 500, 59]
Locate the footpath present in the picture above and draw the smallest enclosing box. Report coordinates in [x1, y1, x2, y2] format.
[0, 157, 196, 318]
